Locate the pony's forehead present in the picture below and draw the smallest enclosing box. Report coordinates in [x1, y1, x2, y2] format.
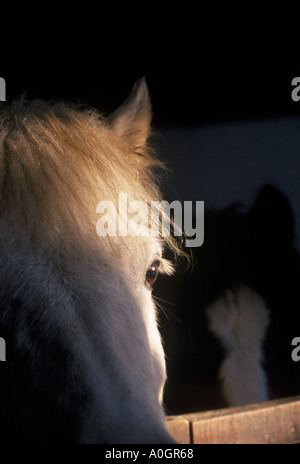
[2, 98, 161, 196]
[0, 98, 179, 259]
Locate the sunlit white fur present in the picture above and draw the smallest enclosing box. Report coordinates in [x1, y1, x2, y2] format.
[0, 78, 176, 443]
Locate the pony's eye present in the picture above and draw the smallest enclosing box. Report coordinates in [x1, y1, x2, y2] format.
[145, 261, 160, 287]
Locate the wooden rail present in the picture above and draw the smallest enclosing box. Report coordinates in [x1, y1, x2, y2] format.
[166, 395, 300, 444]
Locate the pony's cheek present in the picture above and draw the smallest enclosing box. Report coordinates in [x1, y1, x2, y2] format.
[155, 354, 167, 405]
[142, 294, 167, 400]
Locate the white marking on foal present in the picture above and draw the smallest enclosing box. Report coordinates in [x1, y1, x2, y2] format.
[206, 285, 270, 406]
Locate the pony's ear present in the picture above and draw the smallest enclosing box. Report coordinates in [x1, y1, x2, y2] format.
[108, 77, 152, 150]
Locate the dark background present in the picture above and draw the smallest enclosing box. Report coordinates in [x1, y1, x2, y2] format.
[2, 5, 300, 416]
[3, 4, 300, 128]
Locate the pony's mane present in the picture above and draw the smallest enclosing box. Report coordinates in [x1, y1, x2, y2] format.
[0, 98, 181, 261]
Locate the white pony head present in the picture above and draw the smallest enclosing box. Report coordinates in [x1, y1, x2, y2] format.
[0, 79, 178, 443]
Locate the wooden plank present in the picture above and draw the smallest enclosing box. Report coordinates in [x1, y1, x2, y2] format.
[166, 395, 300, 444]
[192, 396, 300, 444]
[166, 416, 190, 444]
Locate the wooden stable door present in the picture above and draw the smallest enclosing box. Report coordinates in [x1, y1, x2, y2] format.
[166, 396, 300, 444]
